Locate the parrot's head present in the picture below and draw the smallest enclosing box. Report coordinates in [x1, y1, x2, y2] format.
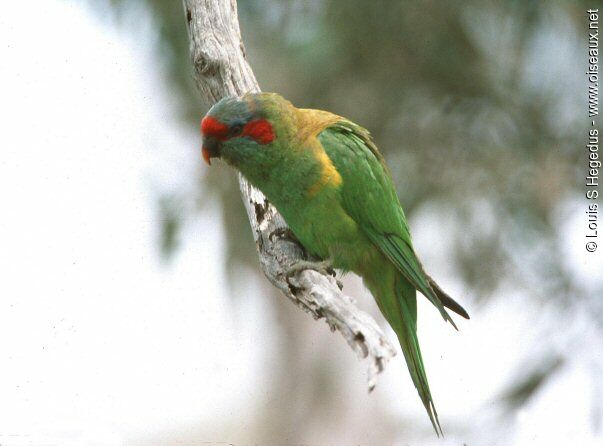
[200, 93, 292, 175]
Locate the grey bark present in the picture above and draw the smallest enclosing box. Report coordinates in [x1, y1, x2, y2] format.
[182, 0, 396, 389]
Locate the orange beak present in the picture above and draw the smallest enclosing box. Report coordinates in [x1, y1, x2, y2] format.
[201, 136, 220, 166]
[202, 146, 212, 166]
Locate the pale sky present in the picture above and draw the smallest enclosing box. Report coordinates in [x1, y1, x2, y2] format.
[0, 1, 601, 445]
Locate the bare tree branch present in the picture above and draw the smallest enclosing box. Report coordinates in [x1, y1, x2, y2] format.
[182, 0, 396, 389]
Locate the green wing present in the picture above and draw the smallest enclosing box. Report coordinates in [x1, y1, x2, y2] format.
[317, 120, 457, 327]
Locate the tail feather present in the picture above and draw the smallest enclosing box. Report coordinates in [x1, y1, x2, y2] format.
[394, 277, 443, 436]
[365, 265, 443, 436]
[426, 274, 470, 320]
[373, 272, 442, 436]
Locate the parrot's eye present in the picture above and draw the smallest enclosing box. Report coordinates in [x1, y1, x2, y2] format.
[229, 123, 244, 137]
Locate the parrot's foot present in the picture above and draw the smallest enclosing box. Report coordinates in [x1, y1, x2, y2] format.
[285, 259, 341, 288]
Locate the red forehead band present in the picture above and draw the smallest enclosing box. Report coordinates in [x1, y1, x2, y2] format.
[201, 116, 275, 145]
[201, 116, 229, 140]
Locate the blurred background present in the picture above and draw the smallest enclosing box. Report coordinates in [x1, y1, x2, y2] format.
[1, 0, 602, 444]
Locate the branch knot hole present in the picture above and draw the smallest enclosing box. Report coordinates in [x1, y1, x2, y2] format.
[195, 51, 221, 77]
[253, 198, 269, 224]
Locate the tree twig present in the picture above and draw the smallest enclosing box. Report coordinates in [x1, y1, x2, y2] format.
[182, 0, 396, 389]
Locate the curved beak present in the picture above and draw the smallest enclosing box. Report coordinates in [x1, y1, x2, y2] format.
[201, 137, 220, 166]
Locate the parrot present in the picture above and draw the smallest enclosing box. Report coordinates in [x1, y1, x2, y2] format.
[200, 92, 469, 435]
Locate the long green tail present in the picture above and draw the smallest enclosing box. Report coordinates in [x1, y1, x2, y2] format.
[377, 273, 442, 436]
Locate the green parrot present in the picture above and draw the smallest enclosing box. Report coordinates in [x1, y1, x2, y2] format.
[200, 92, 469, 435]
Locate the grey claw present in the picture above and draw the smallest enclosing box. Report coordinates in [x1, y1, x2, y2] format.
[285, 259, 336, 278]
